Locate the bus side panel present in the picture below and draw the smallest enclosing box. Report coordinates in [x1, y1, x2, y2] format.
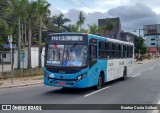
[87, 60, 107, 87]
[97, 60, 108, 83]
[107, 59, 115, 81]
[107, 58, 134, 81]
[125, 58, 134, 74]
[114, 59, 124, 79]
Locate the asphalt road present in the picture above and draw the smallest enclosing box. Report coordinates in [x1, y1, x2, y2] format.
[0, 60, 160, 113]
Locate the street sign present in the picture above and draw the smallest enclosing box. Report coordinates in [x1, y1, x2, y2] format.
[3, 44, 17, 49]
[8, 35, 13, 43]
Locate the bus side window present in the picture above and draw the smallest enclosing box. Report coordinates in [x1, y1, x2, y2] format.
[89, 45, 97, 59]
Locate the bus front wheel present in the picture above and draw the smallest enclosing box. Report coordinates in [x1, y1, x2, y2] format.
[95, 73, 103, 90]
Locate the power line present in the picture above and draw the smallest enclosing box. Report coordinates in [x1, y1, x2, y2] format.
[63, 0, 99, 19]
[75, 0, 104, 18]
[70, 0, 100, 18]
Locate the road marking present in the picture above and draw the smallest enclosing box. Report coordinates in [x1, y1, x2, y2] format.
[132, 73, 141, 78]
[152, 98, 160, 113]
[148, 67, 154, 70]
[84, 86, 111, 97]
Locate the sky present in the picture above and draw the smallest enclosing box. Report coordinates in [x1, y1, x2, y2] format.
[47, 0, 160, 34]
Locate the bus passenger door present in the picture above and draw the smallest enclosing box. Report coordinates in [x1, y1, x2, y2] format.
[89, 44, 98, 86]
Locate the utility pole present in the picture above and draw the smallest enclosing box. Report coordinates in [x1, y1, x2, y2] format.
[8, 35, 13, 71]
[138, 29, 141, 59]
[156, 35, 159, 54]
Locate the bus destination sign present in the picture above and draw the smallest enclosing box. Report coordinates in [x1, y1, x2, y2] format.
[50, 35, 83, 41]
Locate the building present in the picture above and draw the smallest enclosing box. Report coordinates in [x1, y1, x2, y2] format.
[98, 17, 121, 39]
[144, 24, 160, 53]
[0, 51, 11, 63]
[123, 32, 136, 43]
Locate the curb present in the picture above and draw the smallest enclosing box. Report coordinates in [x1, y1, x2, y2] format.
[0, 82, 43, 89]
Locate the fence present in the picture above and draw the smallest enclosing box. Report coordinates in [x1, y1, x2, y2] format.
[0, 51, 12, 72]
[0, 47, 45, 78]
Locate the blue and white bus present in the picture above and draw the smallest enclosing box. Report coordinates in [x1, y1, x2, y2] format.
[44, 33, 134, 89]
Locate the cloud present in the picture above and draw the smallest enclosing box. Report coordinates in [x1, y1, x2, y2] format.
[107, 3, 160, 31]
[50, 7, 62, 16]
[108, 3, 156, 21]
[63, 9, 109, 28]
[129, 0, 160, 8]
[97, 0, 129, 6]
[51, 3, 160, 33]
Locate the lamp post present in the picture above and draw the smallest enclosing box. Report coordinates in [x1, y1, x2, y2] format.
[8, 35, 13, 71]
[156, 34, 160, 54]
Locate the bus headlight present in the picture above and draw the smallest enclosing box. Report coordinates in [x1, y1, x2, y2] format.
[77, 73, 87, 81]
[49, 74, 55, 78]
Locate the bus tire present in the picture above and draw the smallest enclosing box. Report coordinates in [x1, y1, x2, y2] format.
[122, 67, 127, 80]
[95, 73, 103, 90]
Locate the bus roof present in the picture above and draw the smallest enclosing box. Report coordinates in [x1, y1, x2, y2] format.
[48, 32, 87, 35]
[48, 32, 134, 45]
[88, 34, 134, 45]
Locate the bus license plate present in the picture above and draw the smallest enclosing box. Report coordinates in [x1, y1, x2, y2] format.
[58, 81, 66, 85]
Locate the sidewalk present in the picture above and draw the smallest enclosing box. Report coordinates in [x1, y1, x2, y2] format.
[0, 58, 159, 89]
[0, 75, 43, 89]
[134, 58, 157, 65]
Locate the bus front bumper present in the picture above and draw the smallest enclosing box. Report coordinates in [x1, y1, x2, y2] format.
[44, 77, 89, 88]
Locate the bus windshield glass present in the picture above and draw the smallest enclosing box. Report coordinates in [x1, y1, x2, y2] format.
[46, 44, 88, 67]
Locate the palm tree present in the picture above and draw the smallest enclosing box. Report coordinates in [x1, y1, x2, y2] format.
[10, 0, 28, 69]
[34, 0, 50, 68]
[100, 19, 116, 38]
[88, 24, 100, 35]
[0, 0, 11, 49]
[52, 13, 70, 31]
[0, 19, 10, 50]
[67, 24, 79, 32]
[77, 11, 85, 31]
[26, 1, 39, 69]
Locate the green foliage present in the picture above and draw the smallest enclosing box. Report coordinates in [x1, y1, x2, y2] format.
[51, 13, 71, 31]
[134, 37, 147, 55]
[100, 19, 116, 35]
[77, 11, 85, 31]
[67, 24, 79, 32]
[10, 0, 28, 19]
[88, 24, 100, 35]
[0, 19, 9, 50]
[80, 29, 88, 33]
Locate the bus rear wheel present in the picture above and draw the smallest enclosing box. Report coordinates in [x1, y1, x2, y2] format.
[96, 74, 103, 90]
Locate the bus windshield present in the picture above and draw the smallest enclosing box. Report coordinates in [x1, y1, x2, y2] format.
[46, 44, 88, 67]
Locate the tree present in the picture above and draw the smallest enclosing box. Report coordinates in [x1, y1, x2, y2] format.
[34, 0, 50, 67]
[67, 24, 79, 32]
[77, 11, 85, 31]
[52, 13, 70, 31]
[88, 24, 100, 35]
[0, 19, 10, 50]
[100, 19, 116, 38]
[26, 1, 39, 69]
[135, 37, 147, 55]
[10, 0, 28, 68]
[0, 0, 10, 50]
